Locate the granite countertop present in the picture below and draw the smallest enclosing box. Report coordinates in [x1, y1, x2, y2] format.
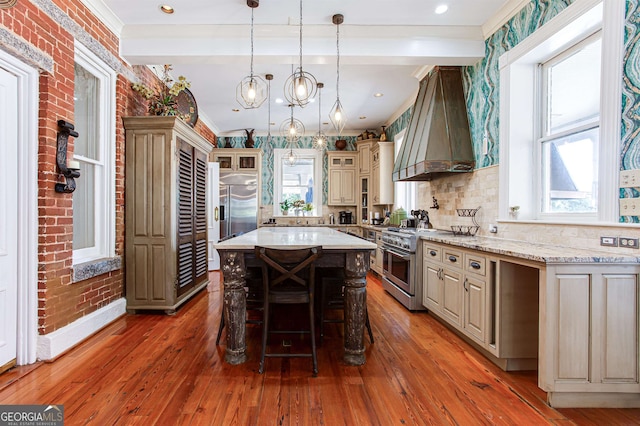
[418, 230, 640, 264]
[215, 226, 377, 250]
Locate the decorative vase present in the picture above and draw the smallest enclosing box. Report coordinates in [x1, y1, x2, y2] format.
[380, 126, 387, 141]
[282, 210, 289, 216]
[335, 139, 347, 150]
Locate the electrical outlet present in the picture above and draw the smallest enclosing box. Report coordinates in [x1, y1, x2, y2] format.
[489, 224, 498, 233]
[619, 198, 640, 215]
[600, 236, 618, 247]
[620, 169, 640, 188]
[619, 237, 639, 249]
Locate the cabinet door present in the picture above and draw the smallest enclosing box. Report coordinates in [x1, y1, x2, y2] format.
[237, 153, 258, 170]
[442, 268, 463, 327]
[359, 143, 371, 174]
[464, 275, 486, 343]
[423, 261, 442, 311]
[328, 169, 344, 205]
[341, 168, 357, 204]
[372, 162, 380, 204]
[212, 153, 233, 170]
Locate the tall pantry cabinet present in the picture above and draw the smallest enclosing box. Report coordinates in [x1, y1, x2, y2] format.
[123, 117, 213, 314]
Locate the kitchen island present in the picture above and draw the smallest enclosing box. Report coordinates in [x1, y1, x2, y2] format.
[214, 227, 377, 366]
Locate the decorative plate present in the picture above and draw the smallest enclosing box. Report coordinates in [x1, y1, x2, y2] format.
[175, 88, 198, 127]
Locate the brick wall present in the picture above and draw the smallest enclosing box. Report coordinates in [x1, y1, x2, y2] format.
[2, 0, 216, 335]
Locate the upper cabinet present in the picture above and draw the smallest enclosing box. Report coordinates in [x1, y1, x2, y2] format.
[372, 141, 394, 205]
[211, 149, 261, 171]
[328, 152, 357, 206]
[357, 140, 373, 175]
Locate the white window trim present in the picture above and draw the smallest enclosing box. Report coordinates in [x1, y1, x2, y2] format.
[498, 0, 623, 224]
[393, 129, 416, 211]
[273, 148, 323, 217]
[73, 42, 116, 264]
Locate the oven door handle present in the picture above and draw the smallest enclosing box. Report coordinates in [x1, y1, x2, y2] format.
[382, 247, 412, 260]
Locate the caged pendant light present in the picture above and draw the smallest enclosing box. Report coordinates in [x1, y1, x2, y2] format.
[330, 14, 347, 135]
[280, 104, 304, 166]
[283, 0, 317, 107]
[312, 82, 327, 151]
[236, 0, 267, 109]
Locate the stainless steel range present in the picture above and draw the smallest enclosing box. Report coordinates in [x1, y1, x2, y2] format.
[381, 227, 426, 311]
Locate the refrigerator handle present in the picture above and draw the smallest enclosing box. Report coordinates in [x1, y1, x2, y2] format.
[214, 206, 219, 222]
[220, 205, 225, 221]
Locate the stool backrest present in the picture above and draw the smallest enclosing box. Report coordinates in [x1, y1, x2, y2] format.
[255, 246, 322, 292]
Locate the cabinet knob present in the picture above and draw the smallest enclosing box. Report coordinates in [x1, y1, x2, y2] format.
[448, 255, 458, 263]
[470, 261, 481, 269]
[429, 250, 437, 256]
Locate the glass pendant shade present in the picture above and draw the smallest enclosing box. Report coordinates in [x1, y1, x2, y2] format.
[282, 147, 299, 167]
[329, 98, 347, 135]
[313, 82, 327, 150]
[284, 67, 317, 107]
[279, 105, 304, 144]
[237, 75, 267, 109]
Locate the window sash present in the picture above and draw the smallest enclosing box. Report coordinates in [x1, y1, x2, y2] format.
[273, 149, 322, 217]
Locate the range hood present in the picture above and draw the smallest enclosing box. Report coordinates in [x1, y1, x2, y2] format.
[393, 66, 475, 181]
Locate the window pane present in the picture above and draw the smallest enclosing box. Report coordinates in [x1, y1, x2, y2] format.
[282, 158, 315, 211]
[73, 162, 96, 249]
[542, 127, 598, 213]
[547, 38, 601, 134]
[73, 63, 100, 160]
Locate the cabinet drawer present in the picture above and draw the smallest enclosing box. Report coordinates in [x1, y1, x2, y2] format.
[464, 253, 486, 276]
[443, 248, 462, 269]
[423, 243, 442, 263]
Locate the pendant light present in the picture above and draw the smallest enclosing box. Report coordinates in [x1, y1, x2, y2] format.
[279, 104, 304, 144]
[312, 82, 327, 151]
[283, 0, 317, 107]
[236, 0, 267, 109]
[264, 74, 273, 148]
[330, 14, 347, 134]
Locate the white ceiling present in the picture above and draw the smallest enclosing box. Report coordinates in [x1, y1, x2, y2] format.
[88, 0, 523, 136]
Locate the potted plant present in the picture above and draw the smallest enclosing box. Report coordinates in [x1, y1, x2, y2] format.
[302, 203, 313, 216]
[292, 199, 305, 216]
[280, 199, 291, 215]
[131, 64, 192, 121]
[509, 205, 520, 220]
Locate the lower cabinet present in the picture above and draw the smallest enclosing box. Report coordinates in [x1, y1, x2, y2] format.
[424, 243, 486, 345]
[542, 265, 640, 407]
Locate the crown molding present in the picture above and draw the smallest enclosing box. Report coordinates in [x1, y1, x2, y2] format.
[482, 0, 531, 39]
[78, 0, 124, 37]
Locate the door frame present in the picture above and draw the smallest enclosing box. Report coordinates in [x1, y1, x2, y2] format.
[0, 49, 39, 365]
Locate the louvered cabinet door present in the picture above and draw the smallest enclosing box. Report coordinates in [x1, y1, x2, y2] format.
[193, 149, 208, 283]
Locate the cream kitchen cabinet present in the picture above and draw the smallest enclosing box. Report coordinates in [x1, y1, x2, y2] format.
[371, 141, 394, 205]
[357, 140, 373, 175]
[211, 148, 261, 171]
[423, 242, 487, 345]
[328, 152, 357, 206]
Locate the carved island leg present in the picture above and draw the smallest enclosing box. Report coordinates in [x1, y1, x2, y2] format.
[219, 250, 247, 364]
[343, 250, 370, 365]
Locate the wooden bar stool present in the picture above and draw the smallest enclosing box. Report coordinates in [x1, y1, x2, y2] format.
[256, 246, 322, 376]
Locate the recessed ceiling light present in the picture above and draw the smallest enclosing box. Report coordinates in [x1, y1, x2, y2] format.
[270, 122, 275, 125]
[374, 93, 384, 98]
[232, 108, 240, 112]
[160, 4, 174, 14]
[359, 116, 367, 120]
[322, 122, 329, 125]
[435, 4, 448, 14]
[275, 98, 284, 104]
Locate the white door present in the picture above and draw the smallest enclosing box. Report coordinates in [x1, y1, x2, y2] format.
[207, 162, 221, 270]
[0, 66, 19, 368]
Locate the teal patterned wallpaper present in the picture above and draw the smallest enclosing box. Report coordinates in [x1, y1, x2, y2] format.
[386, 0, 640, 223]
[218, 135, 357, 206]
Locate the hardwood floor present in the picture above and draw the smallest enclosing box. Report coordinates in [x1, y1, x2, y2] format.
[1, 271, 639, 425]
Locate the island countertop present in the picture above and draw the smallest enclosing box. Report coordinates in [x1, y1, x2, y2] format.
[214, 226, 377, 251]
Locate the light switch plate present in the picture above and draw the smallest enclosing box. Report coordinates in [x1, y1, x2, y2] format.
[620, 169, 640, 188]
[619, 198, 640, 215]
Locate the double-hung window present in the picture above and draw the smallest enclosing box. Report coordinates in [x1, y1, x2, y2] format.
[539, 33, 601, 216]
[72, 43, 116, 264]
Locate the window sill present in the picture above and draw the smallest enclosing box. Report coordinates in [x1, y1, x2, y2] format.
[73, 256, 122, 283]
[497, 218, 638, 228]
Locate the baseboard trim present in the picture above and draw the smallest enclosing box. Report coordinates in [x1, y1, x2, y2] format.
[36, 298, 126, 361]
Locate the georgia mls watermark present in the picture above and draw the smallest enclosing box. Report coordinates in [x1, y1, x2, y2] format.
[0, 405, 64, 426]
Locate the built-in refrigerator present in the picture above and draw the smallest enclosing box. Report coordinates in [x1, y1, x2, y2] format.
[219, 171, 258, 240]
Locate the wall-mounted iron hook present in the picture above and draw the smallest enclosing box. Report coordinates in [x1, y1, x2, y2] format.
[430, 196, 439, 210]
[55, 119, 81, 193]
